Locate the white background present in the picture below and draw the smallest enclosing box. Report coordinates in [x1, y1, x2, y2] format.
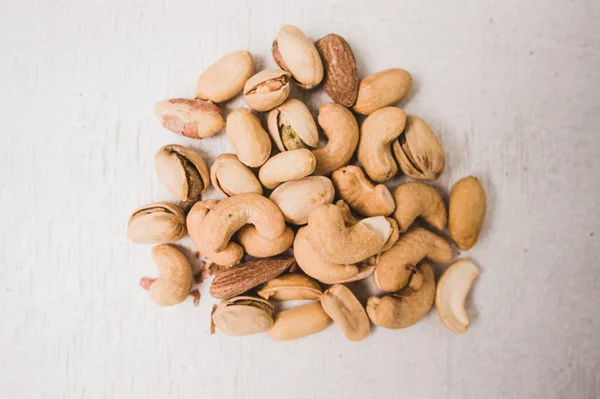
[1, 0, 599, 398]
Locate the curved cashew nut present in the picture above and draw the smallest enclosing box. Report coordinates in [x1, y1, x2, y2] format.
[392, 182, 447, 232]
[332, 165, 395, 217]
[235, 225, 294, 258]
[306, 204, 391, 264]
[312, 103, 359, 176]
[367, 263, 435, 329]
[436, 259, 479, 334]
[140, 245, 192, 306]
[187, 200, 244, 266]
[373, 227, 452, 292]
[197, 193, 286, 253]
[293, 227, 375, 284]
[357, 107, 406, 182]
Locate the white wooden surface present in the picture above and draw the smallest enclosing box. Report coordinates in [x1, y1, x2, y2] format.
[1, 0, 599, 398]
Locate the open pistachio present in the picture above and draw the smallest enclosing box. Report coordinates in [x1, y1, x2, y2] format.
[154, 144, 210, 202]
[154, 98, 224, 139]
[210, 153, 263, 197]
[392, 115, 445, 181]
[269, 176, 335, 225]
[267, 302, 332, 341]
[267, 99, 319, 152]
[321, 284, 370, 341]
[243, 69, 291, 112]
[257, 274, 322, 301]
[272, 25, 323, 89]
[127, 202, 186, 244]
[212, 296, 274, 336]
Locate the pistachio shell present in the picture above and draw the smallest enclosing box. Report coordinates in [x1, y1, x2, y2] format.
[267, 99, 319, 152]
[225, 108, 272, 167]
[321, 284, 370, 341]
[127, 202, 186, 244]
[269, 176, 335, 225]
[212, 296, 274, 336]
[267, 302, 332, 341]
[257, 274, 322, 301]
[196, 50, 254, 103]
[272, 25, 323, 89]
[154, 144, 210, 202]
[243, 69, 291, 112]
[210, 153, 263, 197]
[392, 115, 445, 181]
[258, 149, 316, 190]
[353, 69, 412, 115]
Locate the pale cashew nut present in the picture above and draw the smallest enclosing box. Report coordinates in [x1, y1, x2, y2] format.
[367, 263, 435, 329]
[293, 226, 374, 284]
[186, 200, 244, 266]
[373, 227, 452, 292]
[197, 193, 286, 253]
[312, 103, 359, 176]
[357, 107, 406, 182]
[332, 165, 395, 217]
[436, 259, 479, 334]
[258, 149, 316, 189]
[392, 182, 447, 232]
[235, 225, 294, 258]
[306, 204, 392, 264]
[139, 245, 192, 306]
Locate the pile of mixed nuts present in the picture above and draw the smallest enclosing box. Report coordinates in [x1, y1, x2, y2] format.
[127, 25, 487, 340]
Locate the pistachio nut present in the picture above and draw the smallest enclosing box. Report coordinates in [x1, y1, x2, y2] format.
[353, 68, 413, 115]
[320, 284, 370, 341]
[269, 176, 335, 225]
[212, 296, 274, 336]
[257, 274, 322, 301]
[154, 144, 210, 202]
[267, 99, 319, 152]
[127, 202, 186, 244]
[210, 153, 263, 197]
[315, 34, 358, 107]
[267, 302, 332, 341]
[243, 69, 291, 112]
[258, 149, 316, 190]
[367, 263, 436, 329]
[196, 50, 254, 103]
[225, 108, 272, 167]
[154, 98, 224, 139]
[392, 115, 445, 181]
[272, 25, 323, 89]
[209, 257, 295, 299]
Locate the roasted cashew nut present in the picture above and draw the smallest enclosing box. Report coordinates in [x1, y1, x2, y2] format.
[139, 245, 192, 306]
[392, 182, 447, 232]
[235, 225, 294, 258]
[312, 103, 359, 176]
[436, 259, 480, 334]
[373, 227, 452, 292]
[197, 193, 286, 253]
[186, 200, 244, 266]
[332, 165, 395, 217]
[357, 107, 406, 182]
[367, 263, 435, 329]
[306, 204, 392, 264]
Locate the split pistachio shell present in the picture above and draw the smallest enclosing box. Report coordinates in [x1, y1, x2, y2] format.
[258, 149, 316, 189]
[267, 99, 319, 152]
[269, 176, 335, 225]
[367, 263, 436, 329]
[392, 115, 445, 181]
[267, 302, 332, 341]
[272, 25, 323, 89]
[353, 68, 412, 115]
[154, 98, 224, 139]
[448, 176, 487, 250]
[320, 284, 370, 341]
[154, 144, 210, 202]
[210, 153, 263, 197]
[212, 296, 274, 336]
[257, 274, 322, 301]
[196, 50, 254, 103]
[127, 202, 186, 244]
[243, 69, 291, 112]
[226, 108, 272, 167]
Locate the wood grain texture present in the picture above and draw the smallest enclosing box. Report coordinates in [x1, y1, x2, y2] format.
[1, 0, 599, 398]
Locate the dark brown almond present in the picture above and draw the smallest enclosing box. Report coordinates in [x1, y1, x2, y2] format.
[209, 257, 295, 299]
[315, 34, 358, 107]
